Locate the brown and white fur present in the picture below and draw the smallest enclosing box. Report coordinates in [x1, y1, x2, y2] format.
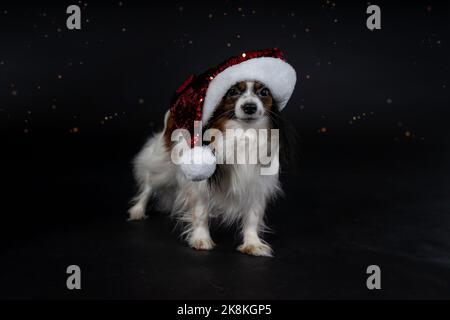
[128, 81, 282, 257]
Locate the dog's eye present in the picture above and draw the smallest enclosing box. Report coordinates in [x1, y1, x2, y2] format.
[259, 88, 270, 97]
[226, 88, 239, 97]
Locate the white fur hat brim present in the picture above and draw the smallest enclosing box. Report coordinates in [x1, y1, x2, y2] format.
[202, 57, 297, 124]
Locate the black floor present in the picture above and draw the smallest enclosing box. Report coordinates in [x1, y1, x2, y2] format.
[1, 134, 449, 300]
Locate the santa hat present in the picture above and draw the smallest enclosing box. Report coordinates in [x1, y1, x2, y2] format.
[169, 48, 297, 181]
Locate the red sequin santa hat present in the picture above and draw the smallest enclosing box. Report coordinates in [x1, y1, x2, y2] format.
[169, 48, 297, 181]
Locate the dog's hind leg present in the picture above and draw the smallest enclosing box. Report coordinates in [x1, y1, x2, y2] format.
[128, 171, 152, 221]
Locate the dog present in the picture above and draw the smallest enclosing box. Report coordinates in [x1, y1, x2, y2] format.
[128, 80, 285, 257]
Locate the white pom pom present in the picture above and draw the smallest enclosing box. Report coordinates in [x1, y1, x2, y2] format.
[180, 146, 216, 181]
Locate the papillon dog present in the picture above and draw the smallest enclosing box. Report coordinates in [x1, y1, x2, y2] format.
[128, 80, 285, 257]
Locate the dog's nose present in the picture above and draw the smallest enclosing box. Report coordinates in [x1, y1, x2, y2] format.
[242, 103, 257, 114]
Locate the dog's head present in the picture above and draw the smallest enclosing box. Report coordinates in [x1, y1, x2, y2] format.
[210, 81, 276, 126]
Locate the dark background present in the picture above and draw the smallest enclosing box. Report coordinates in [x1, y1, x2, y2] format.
[0, 0, 449, 299]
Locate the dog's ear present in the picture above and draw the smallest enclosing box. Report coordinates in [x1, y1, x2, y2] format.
[270, 104, 300, 173]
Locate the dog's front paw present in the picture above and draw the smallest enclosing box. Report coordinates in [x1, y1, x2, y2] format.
[189, 236, 215, 251]
[188, 227, 215, 251]
[127, 204, 148, 221]
[237, 242, 273, 257]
